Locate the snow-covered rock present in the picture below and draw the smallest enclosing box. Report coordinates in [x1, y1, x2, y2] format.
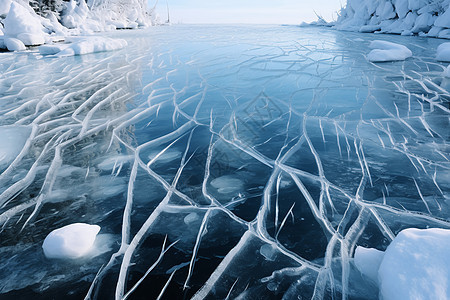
[42, 223, 101, 259]
[4, 37, 26, 51]
[437, 42, 450, 62]
[367, 40, 412, 62]
[355, 228, 450, 300]
[333, 0, 450, 39]
[3, 2, 46, 46]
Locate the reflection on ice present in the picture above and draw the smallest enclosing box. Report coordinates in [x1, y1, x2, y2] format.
[0, 25, 449, 299]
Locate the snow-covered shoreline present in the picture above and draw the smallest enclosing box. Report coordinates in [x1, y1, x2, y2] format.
[0, 0, 156, 52]
[312, 0, 450, 40]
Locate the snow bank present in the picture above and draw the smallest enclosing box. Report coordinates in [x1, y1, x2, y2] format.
[437, 42, 450, 62]
[333, 0, 450, 39]
[367, 40, 412, 62]
[355, 228, 450, 300]
[0, 0, 154, 52]
[42, 223, 101, 259]
[2, 2, 45, 47]
[39, 36, 127, 56]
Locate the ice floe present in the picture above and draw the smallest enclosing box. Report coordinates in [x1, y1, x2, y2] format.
[38, 36, 127, 57]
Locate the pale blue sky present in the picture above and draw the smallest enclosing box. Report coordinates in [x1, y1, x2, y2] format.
[150, 0, 344, 24]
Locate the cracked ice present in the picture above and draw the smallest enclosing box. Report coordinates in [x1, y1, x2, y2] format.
[0, 25, 449, 299]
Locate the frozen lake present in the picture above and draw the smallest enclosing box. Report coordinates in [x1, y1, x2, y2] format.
[0, 25, 449, 299]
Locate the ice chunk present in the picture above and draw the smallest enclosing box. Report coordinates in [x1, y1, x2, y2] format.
[210, 175, 244, 194]
[354, 246, 384, 283]
[42, 223, 101, 259]
[53, 36, 127, 57]
[367, 40, 412, 62]
[0, 126, 31, 169]
[38, 44, 69, 55]
[436, 43, 450, 62]
[378, 228, 450, 300]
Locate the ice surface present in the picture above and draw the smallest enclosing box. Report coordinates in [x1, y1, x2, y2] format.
[0, 126, 31, 169]
[379, 228, 450, 300]
[437, 42, 450, 62]
[0, 25, 449, 299]
[367, 40, 412, 62]
[42, 223, 101, 259]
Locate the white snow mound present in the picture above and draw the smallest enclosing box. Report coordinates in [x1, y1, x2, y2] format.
[3, 2, 45, 46]
[42, 223, 101, 259]
[355, 228, 450, 300]
[39, 36, 127, 57]
[367, 40, 412, 62]
[437, 43, 450, 62]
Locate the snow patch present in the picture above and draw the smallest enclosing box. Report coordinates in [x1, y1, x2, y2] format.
[367, 40, 412, 62]
[42, 223, 101, 259]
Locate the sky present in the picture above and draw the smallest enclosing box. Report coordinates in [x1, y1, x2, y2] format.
[150, 0, 345, 25]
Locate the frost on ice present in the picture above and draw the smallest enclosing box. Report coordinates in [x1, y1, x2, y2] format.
[0, 25, 449, 299]
[42, 223, 101, 259]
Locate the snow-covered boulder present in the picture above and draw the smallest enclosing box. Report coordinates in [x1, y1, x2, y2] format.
[42, 223, 101, 259]
[434, 6, 450, 29]
[355, 228, 450, 300]
[4, 37, 26, 52]
[3, 2, 46, 46]
[334, 0, 450, 38]
[367, 40, 412, 62]
[437, 42, 450, 62]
